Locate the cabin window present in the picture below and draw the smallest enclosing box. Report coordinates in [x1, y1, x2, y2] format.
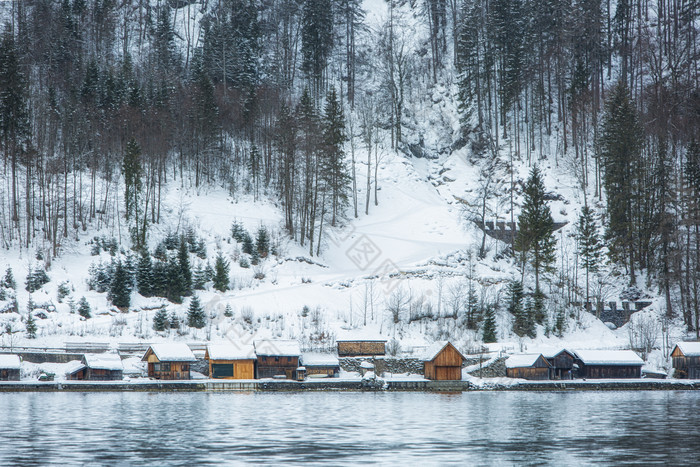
[275, 357, 280, 362]
[286, 357, 291, 363]
[181, 364, 189, 371]
[153, 363, 161, 371]
[161, 363, 171, 372]
[262, 356, 267, 362]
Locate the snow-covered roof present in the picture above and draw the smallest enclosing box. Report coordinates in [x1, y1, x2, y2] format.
[674, 342, 700, 357]
[336, 329, 387, 342]
[0, 354, 21, 369]
[540, 348, 574, 359]
[254, 340, 301, 357]
[301, 353, 340, 367]
[575, 350, 644, 366]
[207, 343, 256, 360]
[65, 362, 87, 376]
[143, 343, 197, 362]
[421, 340, 465, 361]
[506, 354, 549, 369]
[84, 353, 123, 371]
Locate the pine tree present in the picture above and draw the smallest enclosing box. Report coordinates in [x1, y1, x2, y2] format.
[523, 296, 537, 338]
[515, 166, 557, 293]
[109, 260, 132, 309]
[187, 295, 206, 329]
[177, 238, 192, 296]
[255, 226, 270, 258]
[136, 250, 154, 297]
[192, 263, 208, 290]
[482, 305, 497, 343]
[169, 312, 181, 331]
[242, 232, 254, 255]
[2, 267, 15, 289]
[599, 80, 643, 284]
[212, 253, 230, 292]
[321, 87, 350, 226]
[554, 307, 566, 337]
[25, 310, 37, 339]
[301, 0, 334, 94]
[508, 281, 528, 337]
[153, 307, 169, 332]
[224, 304, 233, 318]
[166, 256, 184, 303]
[78, 297, 92, 319]
[576, 204, 602, 307]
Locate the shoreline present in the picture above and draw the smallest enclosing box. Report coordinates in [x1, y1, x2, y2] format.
[1, 378, 699, 392]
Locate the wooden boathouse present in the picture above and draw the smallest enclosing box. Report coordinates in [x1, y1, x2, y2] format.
[574, 350, 643, 379]
[543, 349, 576, 380]
[301, 353, 340, 378]
[254, 340, 301, 379]
[0, 354, 20, 381]
[205, 344, 256, 379]
[67, 353, 123, 381]
[671, 342, 700, 379]
[142, 343, 197, 380]
[505, 354, 551, 380]
[423, 341, 466, 381]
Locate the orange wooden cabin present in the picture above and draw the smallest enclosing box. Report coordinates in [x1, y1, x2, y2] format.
[423, 341, 466, 380]
[205, 344, 256, 379]
[142, 343, 197, 380]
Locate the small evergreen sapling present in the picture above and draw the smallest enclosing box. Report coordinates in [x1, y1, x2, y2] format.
[224, 304, 233, 317]
[78, 297, 92, 319]
[2, 267, 16, 290]
[212, 253, 230, 292]
[25, 310, 37, 339]
[482, 305, 497, 343]
[187, 295, 206, 329]
[153, 307, 169, 332]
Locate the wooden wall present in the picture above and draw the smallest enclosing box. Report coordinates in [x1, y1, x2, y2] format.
[506, 367, 550, 380]
[86, 369, 123, 381]
[424, 344, 465, 380]
[581, 365, 641, 379]
[0, 369, 20, 381]
[147, 361, 192, 380]
[257, 356, 299, 379]
[337, 341, 386, 357]
[306, 366, 340, 377]
[209, 360, 255, 379]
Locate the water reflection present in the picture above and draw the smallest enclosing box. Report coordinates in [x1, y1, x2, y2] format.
[0, 391, 698, 465]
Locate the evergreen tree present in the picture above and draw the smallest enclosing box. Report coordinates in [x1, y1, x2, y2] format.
[554, 307, 566, 338]
[507, 281, 528, 337]
[166, 255, 184, 303]
[532, 288, 546, 326]
[242, 232, 254, 255]
[25, 310, 37, 339]
[153, 307, 169, 332]
[78, 297, 92, 319]
[187, 295, 206, 329]
[255, 226, 270, 258]
[192, 263, 208, 290]
[576, 204, 602, 307]
[482, 305, 497, 343]
[122, 139, 142, 222]
[224, 304, 233, 318]
[109, 260, 132, 309]
[136, 250, 154, 297]
[212, 253, 230, 292]
[523, 296, 537, 338]
[599, 80, 643, 284]
[2, 267, 15, 289]
[169, 312, 181, 331]
[301, 0, 334, 94]
[515, 166, 557, 293]
[177, 238, 192, 296]
[320, 87, 349, 226]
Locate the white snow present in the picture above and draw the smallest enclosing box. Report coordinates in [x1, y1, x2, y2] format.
[0, 354, 21, 370]
[254, 340, 301, 357]
[673, 342, 700, 357]
[505, 354, 547, 369]
[145, 343, 196, 362]
[206, 343, 256, 360]
[574, 350, 644, 366]
[336, 330, 387, 342]
[301, 353, 339, 367]
[422, 341, 450, 361]
[83, 353, 123, 371]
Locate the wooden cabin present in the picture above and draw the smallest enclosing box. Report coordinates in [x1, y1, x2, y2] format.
[67, 353, 123, 380]
[0, 354, 21, 381]
[336, 330, 387, 357]
[254, 340, 301, 379]
[574, 350, 643, 379]
[506, 354, 552, 380]
[423, 341, 466, 381]
[142, 343, 197, 380]
[543, 349, 576, 380]
[671, 342, 700, 379]
[301, 353, 340, 378]
[205, 344, 256, 379]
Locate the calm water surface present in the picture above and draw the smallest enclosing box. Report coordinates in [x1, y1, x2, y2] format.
[0, 391, 698, 465]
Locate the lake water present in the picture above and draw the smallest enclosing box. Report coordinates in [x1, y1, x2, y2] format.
[1, 391, 698, 465]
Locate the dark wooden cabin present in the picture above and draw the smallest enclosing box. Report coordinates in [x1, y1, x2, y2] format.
[142, 343, 197, 380]
[506, 354, 551, 380]
[423, 341, 466, 380]
[671, 342, 700, 379]
[67, 353, 123, 380]
[205, 344, 256, 379]
[254, 340, 301, 379]
[543, 349, 576, 379]
[0, 354, 21, 381]
[301, 353, 340, 378]
[336, 333, 387, 357]
[574, 350, 643, 379]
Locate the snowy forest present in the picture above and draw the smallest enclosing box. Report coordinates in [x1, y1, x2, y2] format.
[0, 0, 698, 351]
